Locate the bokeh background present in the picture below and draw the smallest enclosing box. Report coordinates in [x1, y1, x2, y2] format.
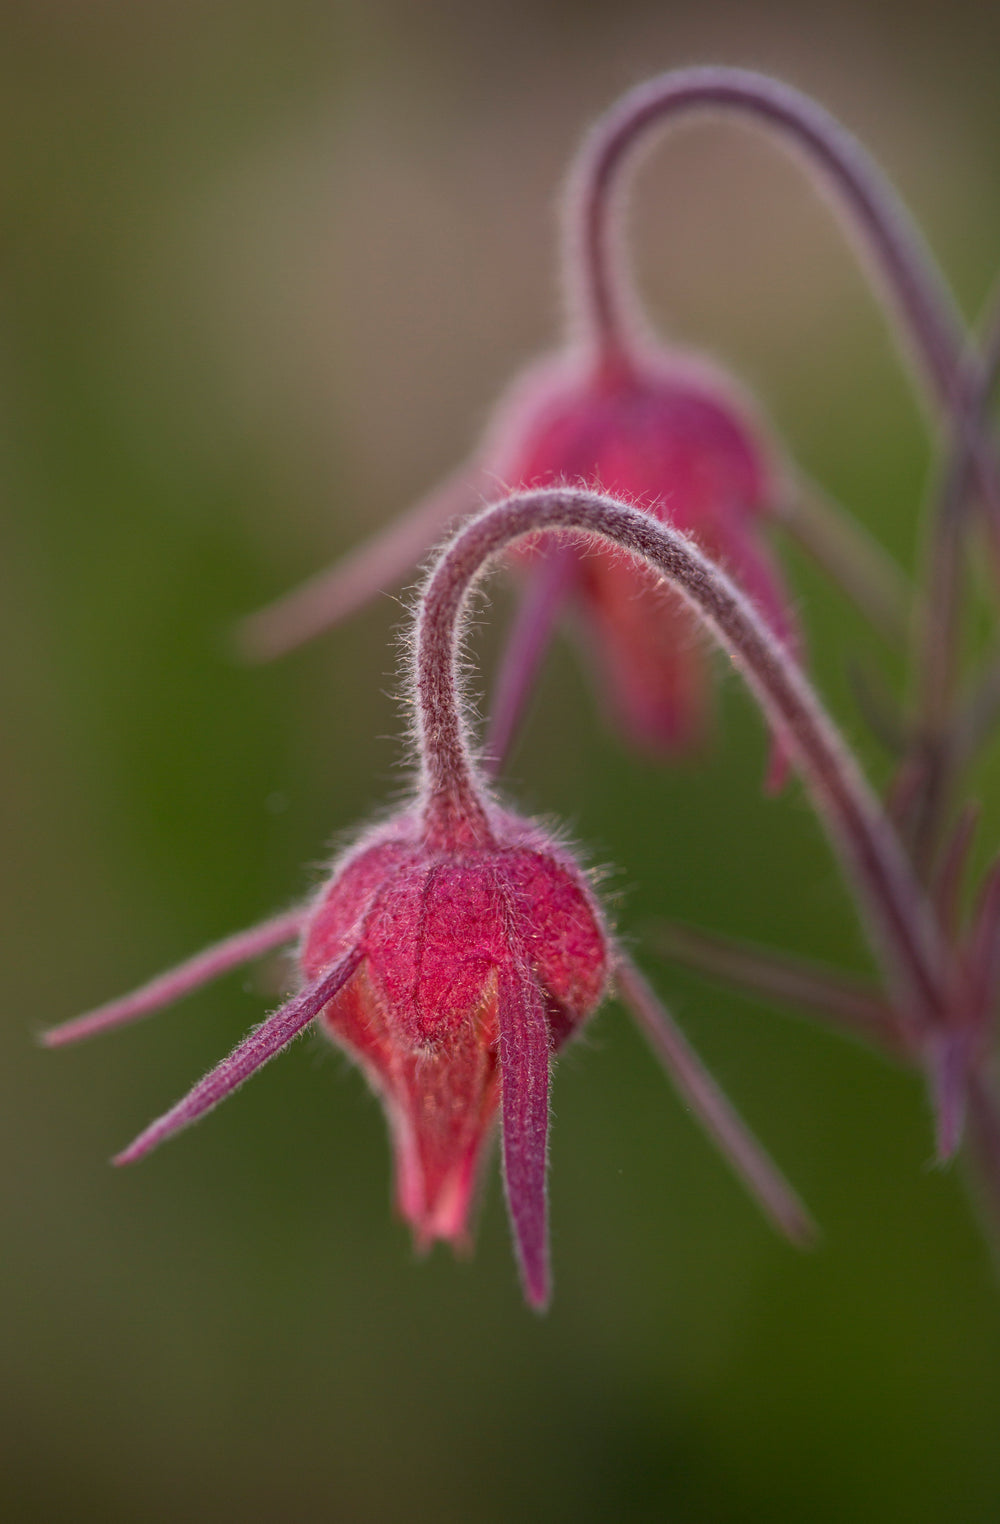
[5, 2, 1000, 1519]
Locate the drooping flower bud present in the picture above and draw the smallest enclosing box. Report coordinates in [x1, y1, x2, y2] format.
[301, 806, 608, 1291]
[45, 485, 825, 1308]
[485, 343, 799, 759]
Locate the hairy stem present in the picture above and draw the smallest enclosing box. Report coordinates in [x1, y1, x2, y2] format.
[569, 68, 979, 436]
[567, 60, 1000, 784]
[416, 488, 948, 1029]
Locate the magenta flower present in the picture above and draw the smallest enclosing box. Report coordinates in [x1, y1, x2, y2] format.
[299, 803, 609, 1286]
[92, 801, 609, 1308]
[45, 487, 824, 1309]
[483, 343, 796, 764]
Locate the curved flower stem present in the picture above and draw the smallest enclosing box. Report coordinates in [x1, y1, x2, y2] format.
[567, 69, 996, 505]
[482, 546, 578, 780]
[42, 908, 306, 1047]
[416, 487, 949, 1031]
[615, 952, 816, 1247]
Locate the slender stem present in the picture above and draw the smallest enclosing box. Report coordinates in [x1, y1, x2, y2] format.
[568, 68, 974, 430]
[615, 953, 816, 1246]
[567, 64, 1000, 737]
[415, 534, 497, 851]
[416, 488, 949, 1028]
[482, 547, 577, 780]
[41, 908, 306, 1048]
[569, 71, 1000, 885]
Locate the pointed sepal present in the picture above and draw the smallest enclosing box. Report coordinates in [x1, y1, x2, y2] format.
[114, 948, 362, 1165]
[498, 962, 553, 1310]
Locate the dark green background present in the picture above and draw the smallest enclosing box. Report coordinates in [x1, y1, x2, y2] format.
[5, 2, 1000, 1519]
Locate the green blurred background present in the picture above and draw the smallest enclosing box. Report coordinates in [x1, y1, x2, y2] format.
[5, 2, 1000, 1519]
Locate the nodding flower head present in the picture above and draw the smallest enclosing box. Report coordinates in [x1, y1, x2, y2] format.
[301, 804, 608, 1282]
[486, 341, 800, 761]
[46, 486, 820, 1308]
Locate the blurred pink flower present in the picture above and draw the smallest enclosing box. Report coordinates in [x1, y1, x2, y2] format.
[486, 342, 798, 765]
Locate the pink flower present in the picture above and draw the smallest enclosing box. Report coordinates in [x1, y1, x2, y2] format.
[45, 797, 608, 1310]
[45, 486, 817, 1309]
[486, 343, 799, 761]
[301, 805, 608, 1298]
[306, 810, 609, 1298]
